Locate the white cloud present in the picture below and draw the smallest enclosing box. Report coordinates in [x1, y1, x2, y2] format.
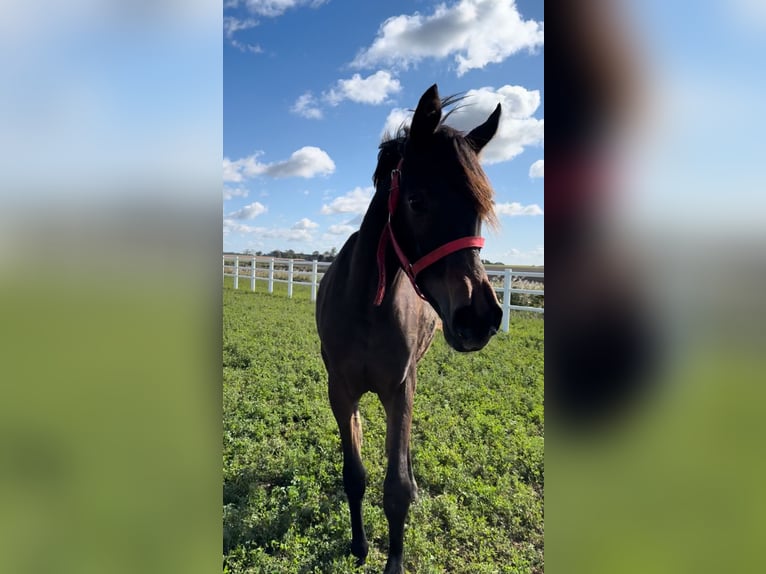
[225, 152, 267, 180]
[495, 202, 543, 217]
[529, 159, 544, 179]
[326, 215, 363, 236]
[224, 1, 327, 55]
[224, 146, 335, 181]
[291, 92, 323, 119]
[503, 245, 544, 265]
[293, 72, 401, 121]
[381, 107, 413, 138]
[227, 0, 329, 17]
[223, 16, 262, 53]
[223, 157, 244, 183]
[320, 186, 374, 215]
[281, 229, 313, 242]
[327, 224, 357, 236]
[223, 219, 257, 235]
[266, 146, 335, 178]
[381, 85, 543, 164]
[230, 40, 263, 54]
[292, 217, 319, 230]
[227, 201, 268, 219]
[324, 71, 402, 106]
[223, 218, 317, 243]
[223, 186, 249, 200]
[352, 0, 543, 76]
[224, 16, 259, 38]
[445, 85, 544, 164]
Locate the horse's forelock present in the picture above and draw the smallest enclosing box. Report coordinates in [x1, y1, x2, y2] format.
[375, 121, 497, 229]
[451, 133, 498, 229]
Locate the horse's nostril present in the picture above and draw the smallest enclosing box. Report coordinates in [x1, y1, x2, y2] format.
[453, 307, 472, 338]
[453, 305, 496, 343]
[450, 303, 502, 351]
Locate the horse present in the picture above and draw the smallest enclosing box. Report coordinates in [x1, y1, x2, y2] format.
[315, 84, 503, 574]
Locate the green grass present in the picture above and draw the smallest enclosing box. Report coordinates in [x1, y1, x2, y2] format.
[223, 279, 544, 573]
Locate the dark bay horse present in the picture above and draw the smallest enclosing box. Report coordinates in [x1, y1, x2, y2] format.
[315, 84, 503, 574]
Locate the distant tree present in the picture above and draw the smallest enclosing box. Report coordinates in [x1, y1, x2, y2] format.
[251, 247, 342, 262]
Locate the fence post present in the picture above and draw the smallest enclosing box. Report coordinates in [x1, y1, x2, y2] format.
[268, 258, 274, 293]
[502, 268, 512, 332]
[310, 260, 318, 302]
[287, 259, 294, 298]
[234, 256, 239, 290]
[250, 255, 256, 291]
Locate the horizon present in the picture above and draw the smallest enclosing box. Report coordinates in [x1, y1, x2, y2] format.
[222, 247, 544, 269]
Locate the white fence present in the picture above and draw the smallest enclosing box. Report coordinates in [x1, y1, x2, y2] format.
[223, 255, 543, 332]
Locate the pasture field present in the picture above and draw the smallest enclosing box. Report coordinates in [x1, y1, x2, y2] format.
[223, 279, 544, 573]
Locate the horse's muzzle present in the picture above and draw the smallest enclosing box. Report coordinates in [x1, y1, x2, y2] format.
[447, 284, 502, 352]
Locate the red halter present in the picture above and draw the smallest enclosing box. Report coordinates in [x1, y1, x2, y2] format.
[373, 159, 486, 306]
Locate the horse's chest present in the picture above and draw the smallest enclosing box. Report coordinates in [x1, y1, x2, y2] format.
[326, 320, 426, 391]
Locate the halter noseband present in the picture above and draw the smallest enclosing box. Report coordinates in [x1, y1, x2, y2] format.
[373, 158, 486, 306]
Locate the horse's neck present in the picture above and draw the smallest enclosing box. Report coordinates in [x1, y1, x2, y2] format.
[349, 175, 400, 301]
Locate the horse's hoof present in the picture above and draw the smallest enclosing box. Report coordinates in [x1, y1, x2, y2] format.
[383, 558, 404, 574]
[349, 540, 368, 565]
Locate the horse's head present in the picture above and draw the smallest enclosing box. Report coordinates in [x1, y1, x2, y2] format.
[391, 84, 503, 352]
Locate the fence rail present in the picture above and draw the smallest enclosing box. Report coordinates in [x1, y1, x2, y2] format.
[223, 254, 543, 332]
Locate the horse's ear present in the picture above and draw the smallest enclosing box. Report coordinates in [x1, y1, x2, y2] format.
[409, 84, 442, 143]
[466, 103, 501, 153]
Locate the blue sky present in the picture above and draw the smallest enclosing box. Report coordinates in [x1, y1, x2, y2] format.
[223, 0, 544, 264]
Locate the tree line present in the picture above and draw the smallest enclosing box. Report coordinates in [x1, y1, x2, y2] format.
[241, 248, 339, 262]
[238, 248, 506, 266]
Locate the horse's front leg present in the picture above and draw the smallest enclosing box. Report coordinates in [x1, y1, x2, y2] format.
[381, 370, 418, 574]
[329, 381, 368, 564]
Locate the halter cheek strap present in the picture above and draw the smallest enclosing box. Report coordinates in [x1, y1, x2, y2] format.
[374, 159, 486, 306]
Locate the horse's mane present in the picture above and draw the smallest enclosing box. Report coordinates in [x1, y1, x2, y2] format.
[374, 95, 498, 228]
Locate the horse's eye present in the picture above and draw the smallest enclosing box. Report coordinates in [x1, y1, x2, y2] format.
[407, 194, 427, 214]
